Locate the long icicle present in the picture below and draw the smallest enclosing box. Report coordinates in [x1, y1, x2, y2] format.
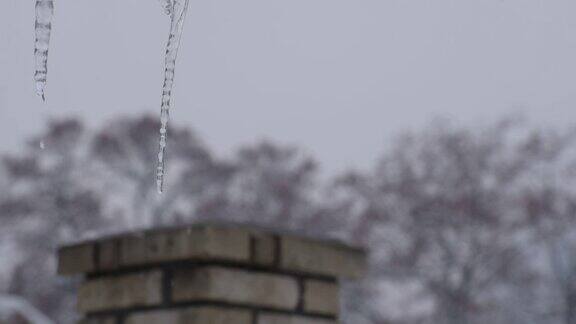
[156, 0, 190, 193]
[34, 0, 54, 101]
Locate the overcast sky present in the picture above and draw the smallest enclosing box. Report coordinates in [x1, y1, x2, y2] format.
[2, 0, 576, 174]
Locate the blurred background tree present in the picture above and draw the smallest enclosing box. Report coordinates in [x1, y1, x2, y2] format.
[1, 114, 576, 324]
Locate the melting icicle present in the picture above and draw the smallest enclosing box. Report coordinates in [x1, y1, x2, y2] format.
[158, 0, 173, 15]
[156, 0, 190, 193]
[34, 0, 54, 101]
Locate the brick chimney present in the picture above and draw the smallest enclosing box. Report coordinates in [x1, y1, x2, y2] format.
[58, 224, 367, 324]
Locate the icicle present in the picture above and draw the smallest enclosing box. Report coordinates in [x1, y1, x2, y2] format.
[34, 0, 54, 101]
[156, 0, 190, 194]
[158, 0, 174, 15]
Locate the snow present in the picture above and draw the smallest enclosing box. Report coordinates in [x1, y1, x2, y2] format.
[0, 294, 54, 324]
[33, 0, 54, 101]
[156, 0, 190, 193]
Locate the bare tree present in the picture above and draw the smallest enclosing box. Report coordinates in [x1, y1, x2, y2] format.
[6, 114, 576, 324]
[0, 119, 108, 323]
[90, 117, 325, 232]
[335, 118, 541, 324]
[90, 115, 215, 226]
[196, 141, 325, 232]
[0, 116, 330, 323]
[517, 127, 576, 324]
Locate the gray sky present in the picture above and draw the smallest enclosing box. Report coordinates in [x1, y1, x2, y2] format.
[1, 0, 576, 174]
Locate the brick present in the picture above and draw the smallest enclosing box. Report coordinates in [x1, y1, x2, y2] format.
[98, 239, 120, 271]
[172, 266, 299, 310]
[125, 306, 252, 324]
[252, 233, 277, 266]
[280, 237, 367, 278]
[78, 271, 162, 312]
[58, 243, 95, 275]
[119, 226, 250, 266]
[258, 313, 336, 324]
[304, 280, 339, 315]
